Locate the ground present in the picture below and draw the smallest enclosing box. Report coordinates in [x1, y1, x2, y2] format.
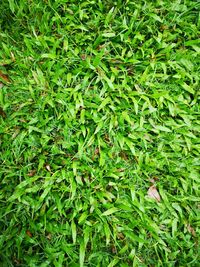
[0, 0, 199, 266]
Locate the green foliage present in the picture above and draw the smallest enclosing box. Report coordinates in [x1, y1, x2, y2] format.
[0, 0, 200, 266]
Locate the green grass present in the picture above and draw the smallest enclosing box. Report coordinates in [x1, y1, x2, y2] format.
[0, 0, 200, 266]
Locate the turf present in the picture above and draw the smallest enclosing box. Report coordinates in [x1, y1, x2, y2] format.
[0, 0, 200, 266]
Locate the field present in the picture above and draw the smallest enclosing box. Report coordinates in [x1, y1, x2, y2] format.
[0, 0, 200, 266]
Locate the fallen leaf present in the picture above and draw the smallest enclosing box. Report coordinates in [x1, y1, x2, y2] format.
[28, 170, 36, 177]
[0, 71, 10, 83]
[119, 151, 128, 160]
[147, 185, 161, 202]
[117, 168, 124, 172]
[92, 148, 100, 160]
[160, 25, 169, 31]
[94, 148, 99, 155]
[19, 119, 27, 123]
[117, 232, 125, 240]
[187, 224, 196, 237]
[45, 164, 51, 172]
[26, 230, 32, 237]
[81, 54, 87, 60]
[111, 246, 117, 254]
[46, 233, 52, 240]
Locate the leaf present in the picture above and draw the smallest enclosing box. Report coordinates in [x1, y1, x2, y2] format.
[122, 111, 133, 125]
[39, 186, 51, 202]
[27, 170, 36, 177]
[26, 230, 33, 237]
[70, 177, 77, 200]
[184, 39, 200, 46]
[98, 149, 105, 166]
[149, 13, 163, 22]
[63, 39, 68, 51]
[8, 0, 15, 13]
[105, 7, 115, 24]
[98, 97, 111, 111]
[154, 125, 172, 132]
[102, 32, 116, 38]
[172, 203, 182, 216]
[67, 73, 72, 85]
[104, 221, 111, 245]
[125, 138, 136, 155]
[71, 220, 77, 244]
[131, 97, 139, 114]
[181, 82, 195, 94]
[104, 76, 114, 89]
[79, 240, 86, 267]
[172, 218, 178, 237]
[102, 207, 119, 216]
[0, 71, 10, 83]
[45, 164, 51, 172]
[94, 121, 103, 134]
[124, 231, 147, 244]
[108, 258, 119, 267]
[78, 212, 88, 224]
[147, 185, 161, 202]
[41, 53, 57, 59]
[186, 224, 196, 237]
[0, 82, 3, 89]
[83, 226, 90, 246]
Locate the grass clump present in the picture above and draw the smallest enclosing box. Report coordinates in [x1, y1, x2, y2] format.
[0, 0, 199, 266]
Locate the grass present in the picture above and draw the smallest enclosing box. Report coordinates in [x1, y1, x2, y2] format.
[0, 0, 200, 266]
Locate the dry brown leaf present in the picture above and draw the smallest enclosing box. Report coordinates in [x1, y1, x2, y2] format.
[147, 185, 161, 202]
[92, 147, 100, 160]
[0, 71, 10, 83]
[117, 232, 125, 240]
[187, 224, 196, 237]
[46, 233, 52, 240]
[81, 54, 87, 60]
[45, 164, 51, 172]
[117, 168, 124, 172]
[94, 148, 99, 155]
[111, 246, 117, 254]
[26, 230, 33, 237]
[28, 170, 36, 177]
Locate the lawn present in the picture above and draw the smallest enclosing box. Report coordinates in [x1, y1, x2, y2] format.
[0, 0, 200, 266]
